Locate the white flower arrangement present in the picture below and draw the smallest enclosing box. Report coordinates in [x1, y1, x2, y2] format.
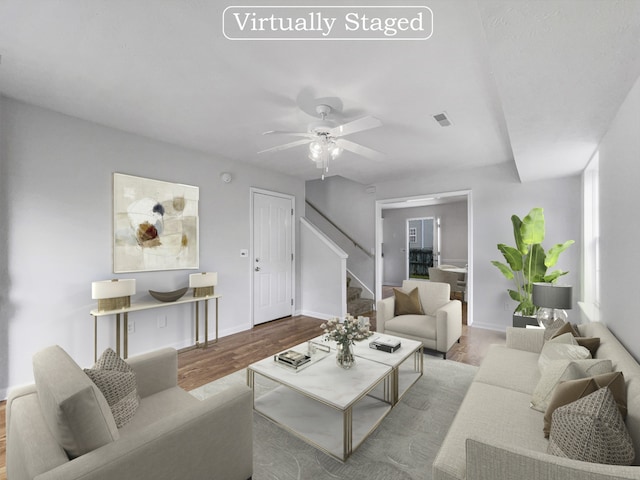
[320, 315, 373, 346]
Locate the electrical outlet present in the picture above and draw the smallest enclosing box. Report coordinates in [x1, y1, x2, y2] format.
[128, 320, 135, 333]
[157, 315, 167, 328]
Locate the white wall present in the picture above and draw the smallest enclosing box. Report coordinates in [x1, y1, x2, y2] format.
[375, 163, 581, 331]
[306, 176, 376, 291]
[382, 201, 468, 285]
[598, 74, 640, 360]
[299, 218, 347, 320]
[0, 97, 306, 398]
[0, 96, 8, 396]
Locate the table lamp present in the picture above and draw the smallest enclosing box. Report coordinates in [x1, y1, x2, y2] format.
[189, 272, 218, 297]
[92, 279, 136, 311]
[532, 283, 573, 328]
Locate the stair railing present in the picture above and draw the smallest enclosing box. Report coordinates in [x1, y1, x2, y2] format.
[305, 200, 373, 258]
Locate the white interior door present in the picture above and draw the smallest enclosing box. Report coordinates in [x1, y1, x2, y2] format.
[252, 191, 293, 325]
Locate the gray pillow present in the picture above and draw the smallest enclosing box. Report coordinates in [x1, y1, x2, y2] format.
[85, 348, 139, 428]
[531, 360, 583, 412]
[548, 387, 635, 465]
[543, 371, 627, 438]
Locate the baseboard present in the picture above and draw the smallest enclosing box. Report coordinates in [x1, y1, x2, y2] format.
[467, 321, 507, 333]
[298, 310, 336, 321]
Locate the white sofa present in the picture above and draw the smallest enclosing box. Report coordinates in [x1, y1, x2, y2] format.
[376, 279, 462, 358]
[6, 345, 254, 480]
[433, 322, 640, 480]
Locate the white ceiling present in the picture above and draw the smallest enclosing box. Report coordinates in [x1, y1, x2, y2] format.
[1, 0, 639, 185]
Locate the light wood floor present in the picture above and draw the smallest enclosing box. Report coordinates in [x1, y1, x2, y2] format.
[0, 311, 505, 479]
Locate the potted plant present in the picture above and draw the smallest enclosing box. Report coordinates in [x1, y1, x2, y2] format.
[491, 207, 574, 325]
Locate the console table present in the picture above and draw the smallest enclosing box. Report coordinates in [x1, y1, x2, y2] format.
[90, 293, 220, 361]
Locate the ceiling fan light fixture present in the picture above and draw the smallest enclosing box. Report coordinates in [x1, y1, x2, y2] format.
[309, 140, 322, 155]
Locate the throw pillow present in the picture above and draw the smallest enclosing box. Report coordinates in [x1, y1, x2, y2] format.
[393, 287, 424, 316]
[531, 360, 584, 412]
[538, 336, 590, 372]
[549, 322, 579, 340]
[543, 371, 627, 437]
[543, 319, 570, 341]
[576, 337, 601, 357]
[548, 387, 635, 465]
[573, 359, 612, 377]
[85, 348, 139, 428]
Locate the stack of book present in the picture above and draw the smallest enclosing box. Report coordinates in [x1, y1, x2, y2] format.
[275, 350, 311, 369]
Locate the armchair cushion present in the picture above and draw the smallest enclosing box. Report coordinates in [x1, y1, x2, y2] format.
[33, 345, 119, 459]
[85, 348, 140, 428]
[385, 314, 436, 340]
[393, 287, 424, 316]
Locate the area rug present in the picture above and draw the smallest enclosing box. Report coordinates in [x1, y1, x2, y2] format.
[190, 356, 477, 480]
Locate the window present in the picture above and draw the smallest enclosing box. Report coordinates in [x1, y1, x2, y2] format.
[409, 227, 417, 244]
[581, 151, 600, 320]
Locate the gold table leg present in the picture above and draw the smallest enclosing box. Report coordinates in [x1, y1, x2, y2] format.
[123, 312, 128, 359]
[195, 301, 200, 347]
[343, 408, 353, 460]
[115, 313, 121, 358]
[94, 316, 98, 363]
[204, 299, 209, 349]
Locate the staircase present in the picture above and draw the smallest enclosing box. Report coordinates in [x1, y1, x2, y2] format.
[346, 277, 375, 316]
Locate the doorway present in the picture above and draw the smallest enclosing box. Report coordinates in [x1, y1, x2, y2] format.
[406, 216, 437, 279]
[251, 188, 295, 325]
[375, 190, 473, 324]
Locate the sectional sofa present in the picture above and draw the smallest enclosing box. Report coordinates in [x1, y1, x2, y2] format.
[433, 321, 640, 480]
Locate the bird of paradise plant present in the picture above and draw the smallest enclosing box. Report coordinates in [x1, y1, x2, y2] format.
[491, 207, 574, 316]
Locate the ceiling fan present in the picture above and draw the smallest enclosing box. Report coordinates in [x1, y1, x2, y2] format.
[258, 103, 384, 179]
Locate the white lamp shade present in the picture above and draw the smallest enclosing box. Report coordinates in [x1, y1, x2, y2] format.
[92, 279, 136, 299]
[189, 272, 218, 288]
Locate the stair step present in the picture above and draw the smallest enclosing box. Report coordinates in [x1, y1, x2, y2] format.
[347, 286, 363, 302]
[347, 298, 375, 317]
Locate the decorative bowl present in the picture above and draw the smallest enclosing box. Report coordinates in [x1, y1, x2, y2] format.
[149, 287, 189, 302]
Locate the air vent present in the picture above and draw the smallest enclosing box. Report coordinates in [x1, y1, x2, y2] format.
[433, 112, 452, 127]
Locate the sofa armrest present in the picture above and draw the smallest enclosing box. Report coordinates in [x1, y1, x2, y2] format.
[35, 383, 253, 480]
[466, 438, 639, 480]
[435, 299, 462, 354]
[505, 327, 545, 353]
[7, 386, 70, 479]
[125, 348, 177, 398]
[376, 297, 395, 332]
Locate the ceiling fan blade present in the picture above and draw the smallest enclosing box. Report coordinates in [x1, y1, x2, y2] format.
[336, 139, 385, 161]
[330, 115, 382, 137]
[258, 138, 312, 154]
[263, 130, 315, 138]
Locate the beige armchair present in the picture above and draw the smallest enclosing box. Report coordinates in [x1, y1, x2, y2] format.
[376, 279, 462, 358]
[6, 345, 253, 480]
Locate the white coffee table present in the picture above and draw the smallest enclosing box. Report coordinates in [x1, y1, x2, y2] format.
[247, 335, 423, 461]
[350, 334, 423, 405]
[248, 344, 393, 461]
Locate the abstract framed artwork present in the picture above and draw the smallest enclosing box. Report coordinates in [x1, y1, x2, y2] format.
[113, 173, 199, 273]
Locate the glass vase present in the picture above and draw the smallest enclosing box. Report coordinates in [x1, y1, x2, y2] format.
[336, 342, 355, 369]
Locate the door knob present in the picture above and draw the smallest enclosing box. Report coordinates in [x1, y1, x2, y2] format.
[255, 266, 261, 271]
